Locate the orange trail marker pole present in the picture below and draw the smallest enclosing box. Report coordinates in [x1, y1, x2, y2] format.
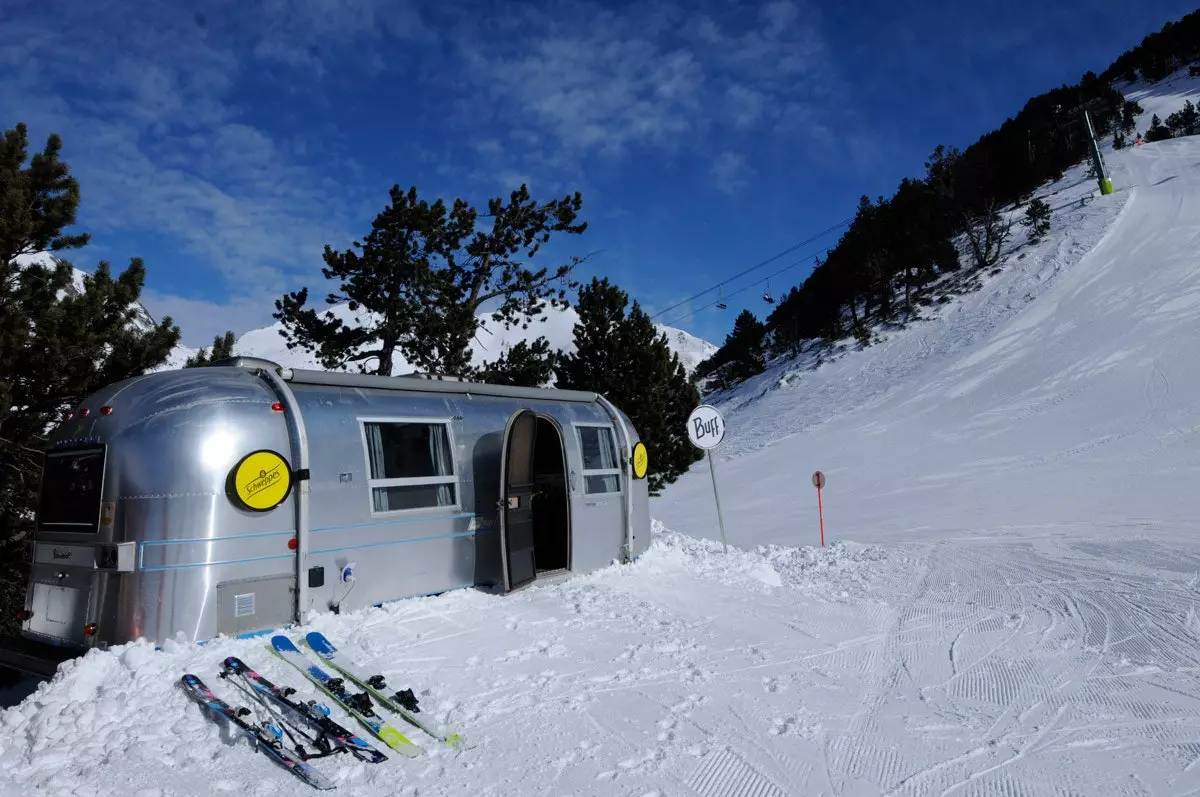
[812, 471, 826, 547]
[817, 485, 825, 547]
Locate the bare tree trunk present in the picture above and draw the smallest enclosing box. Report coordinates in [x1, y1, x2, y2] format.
[963, 200, 1014, 270]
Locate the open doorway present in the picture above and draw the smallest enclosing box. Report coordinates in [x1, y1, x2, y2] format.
[500, 411, 571, 591]
[531, 417, 569, 573]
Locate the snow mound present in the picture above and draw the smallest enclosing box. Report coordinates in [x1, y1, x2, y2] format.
[642, 519, 888, 598]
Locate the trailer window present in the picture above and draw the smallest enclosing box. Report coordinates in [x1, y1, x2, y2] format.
[37, 446, 106, 533]
[576, 426, 621, 494]
[362, 421, 457, 512]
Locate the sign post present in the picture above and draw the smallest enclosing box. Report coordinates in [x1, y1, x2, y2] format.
[687, 404, 729, 554]
[812, 470, 826, 547]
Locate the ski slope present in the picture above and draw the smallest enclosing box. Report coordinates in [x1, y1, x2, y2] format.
[4, 121, 1200, 797]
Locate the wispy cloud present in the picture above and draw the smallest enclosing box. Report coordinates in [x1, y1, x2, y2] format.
[140, 288, 284, 346]
[0, 0, 866, 346]
[450, 0, 851, 192]
[0, 1, 407, 343]
[712, 151, 754, 194]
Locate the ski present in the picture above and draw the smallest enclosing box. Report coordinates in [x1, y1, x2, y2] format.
[179, 673, 335, 791]
[303, 631, 465, 750]
[270, 635, 425, 758]
[219, 656, 388, 764]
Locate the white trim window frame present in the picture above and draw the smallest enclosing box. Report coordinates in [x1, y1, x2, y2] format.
[357, 416, 461, 515]
[573, 422, 623, 496]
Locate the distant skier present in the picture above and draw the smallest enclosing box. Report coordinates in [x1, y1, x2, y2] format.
[1136, 132, 1143, 146]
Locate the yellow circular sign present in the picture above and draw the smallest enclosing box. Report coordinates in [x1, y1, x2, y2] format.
[229, 449, 292, 512]
[631, 441, 649, 480]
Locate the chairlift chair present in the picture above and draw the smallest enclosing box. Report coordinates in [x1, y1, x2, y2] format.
[762, 280, 775, 304]
[716, 286, 727, 310]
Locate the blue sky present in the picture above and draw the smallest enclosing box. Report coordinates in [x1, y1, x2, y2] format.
[2, 0, 1193, 348]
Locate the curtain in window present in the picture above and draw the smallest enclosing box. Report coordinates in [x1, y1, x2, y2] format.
[366, 423, 389, 512]
[427, 424, 453, 505]
[595, 428, 617, 470]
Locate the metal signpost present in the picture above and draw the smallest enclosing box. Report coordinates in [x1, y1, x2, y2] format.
[812, 470, 826, 547]
[686, 404, 729, 554]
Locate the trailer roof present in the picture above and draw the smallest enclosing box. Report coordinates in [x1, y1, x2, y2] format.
[281, 367, 603, 404]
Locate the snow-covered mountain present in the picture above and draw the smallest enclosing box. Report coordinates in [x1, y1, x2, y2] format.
[6, 67, 1200, 797]
[12, 251, 160, 334]
[164, 302, 717, 377]
[17, 249, 717, 377]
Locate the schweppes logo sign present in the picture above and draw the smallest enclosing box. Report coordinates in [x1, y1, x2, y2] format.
[631, 441, 649, 480]
[228, 450, 293, 512]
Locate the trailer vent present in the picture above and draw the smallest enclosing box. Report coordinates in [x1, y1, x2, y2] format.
[233, 593, 256, 618]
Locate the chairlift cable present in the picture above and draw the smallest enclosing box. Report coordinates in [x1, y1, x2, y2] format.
[648, 217, 853, 321]
[661, 247, 829, 327]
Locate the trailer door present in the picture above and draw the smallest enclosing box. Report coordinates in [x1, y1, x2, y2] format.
[499, 409, 538, 592]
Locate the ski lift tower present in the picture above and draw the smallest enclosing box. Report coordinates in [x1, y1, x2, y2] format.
[1083, 109, 1115, 196]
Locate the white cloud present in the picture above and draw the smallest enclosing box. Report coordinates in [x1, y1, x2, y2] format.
[141, 288, 284, 348]
[712, 151, 754, 194]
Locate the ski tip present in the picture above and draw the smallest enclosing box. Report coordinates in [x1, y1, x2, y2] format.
[304, 631, 334, 652]
[379, 727, 425, 757]
[270, 634, 299, 651]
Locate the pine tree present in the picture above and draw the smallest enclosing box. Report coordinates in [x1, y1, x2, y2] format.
[716, 310, 768, 384]
[1020, 198, 1052, 242]
[274, 183, 588, 378]
[1113, 131, 1126, 150]
[473, 338, 556, 387]
[555, 278, 702, 495]
[1144, 114, 1172, 143]
[1165, 100, 1198, 137]
[1, 122, 179, 637]
[1120, 101, 1143, 135]
[185, 330, 236, 367]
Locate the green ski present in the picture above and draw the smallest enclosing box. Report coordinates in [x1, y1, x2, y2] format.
[270, 634, 424, 758]
[303, 631, 466, 751]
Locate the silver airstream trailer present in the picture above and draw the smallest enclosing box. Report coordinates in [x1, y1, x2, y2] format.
[1, 358, 651, 675]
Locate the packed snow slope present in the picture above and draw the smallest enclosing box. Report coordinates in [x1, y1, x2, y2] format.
[163, 303, 717, 377]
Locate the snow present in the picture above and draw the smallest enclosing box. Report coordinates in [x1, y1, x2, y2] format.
[5, 91, 1200, 796]
[1116, 64, 1200, 137]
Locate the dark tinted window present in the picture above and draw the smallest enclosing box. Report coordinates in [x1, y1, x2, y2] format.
[38, 447, 106, 533]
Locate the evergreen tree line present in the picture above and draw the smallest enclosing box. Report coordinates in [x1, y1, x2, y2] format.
[694, 10, 1199, 392]
[1100, 9, 1200, 84]
[0, 123, 703, 635]
[1139, 100, 1200, 143]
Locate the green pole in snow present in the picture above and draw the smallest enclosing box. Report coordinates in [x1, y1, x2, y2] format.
[1084, 109, 1115, 196]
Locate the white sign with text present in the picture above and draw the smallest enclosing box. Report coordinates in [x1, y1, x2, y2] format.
[686, 404, 726, 450]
